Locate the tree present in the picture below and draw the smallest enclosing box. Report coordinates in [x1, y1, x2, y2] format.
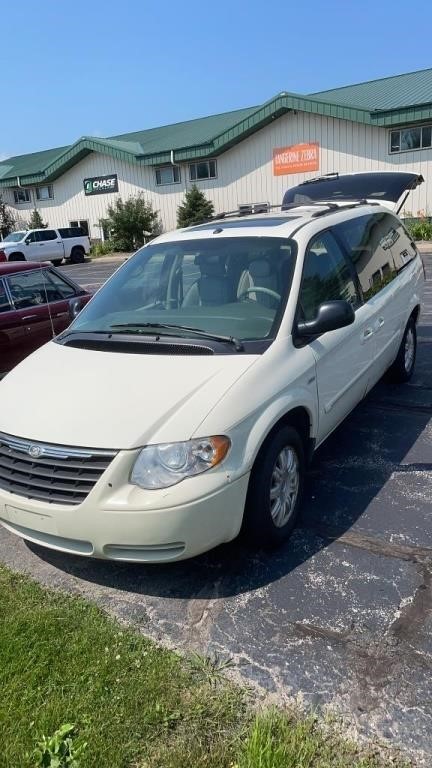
[177, 185, 214, 228]
[0, 195, 16, 238]
[28, 209, 47, 229]
[105, 195, 161, 251]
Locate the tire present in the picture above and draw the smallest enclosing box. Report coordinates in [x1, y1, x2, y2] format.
[388, 317, 417, 383]
[51, 259, 63, 267]
[243, 425, 305, 548]
[8, 252, 25, 262]
[70, 247, 85, 264]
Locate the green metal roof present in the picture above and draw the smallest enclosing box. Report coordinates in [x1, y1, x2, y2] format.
[310, 67, 432, 111]
[111, 106, 259, 154]
[1, 69, 432, 189]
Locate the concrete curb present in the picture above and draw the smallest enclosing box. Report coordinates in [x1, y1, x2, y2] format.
[416, 241, 432, 253]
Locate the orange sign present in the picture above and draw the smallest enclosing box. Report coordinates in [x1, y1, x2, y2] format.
[273, 142, 319, 176]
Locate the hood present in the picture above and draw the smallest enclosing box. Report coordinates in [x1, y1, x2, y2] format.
[282, 171, 424, 212]
[0, 341, 258, 450]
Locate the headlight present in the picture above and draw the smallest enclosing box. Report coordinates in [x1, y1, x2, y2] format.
[130, 436, 231, 490]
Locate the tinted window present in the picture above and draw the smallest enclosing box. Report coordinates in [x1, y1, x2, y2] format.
[58, 227, 84, 238]
[299, 232, 358, 321]
[282, 172, 421, 207]
[45, 270, 77, 299]
[336, 213, 418, 301]
[0, 280, 11, 313]
[36, 229, 57, 242]
[7, 271, 63, 309]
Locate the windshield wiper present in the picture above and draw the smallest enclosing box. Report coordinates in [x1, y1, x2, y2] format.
[110, 322, 244, 351]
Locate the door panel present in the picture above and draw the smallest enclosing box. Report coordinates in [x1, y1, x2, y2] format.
[297, 231, 373, 443]
[335, 212, 419, 389]
[0, 279, 27, 372]
[5, 269, 63, 359]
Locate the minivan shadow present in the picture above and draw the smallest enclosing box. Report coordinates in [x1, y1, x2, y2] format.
[27, 327, 432, 601]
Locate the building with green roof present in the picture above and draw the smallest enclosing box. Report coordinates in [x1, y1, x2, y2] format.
[1, 67, 431, 237]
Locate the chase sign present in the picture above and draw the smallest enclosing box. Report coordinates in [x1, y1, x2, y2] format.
[84, 174, 118, 196]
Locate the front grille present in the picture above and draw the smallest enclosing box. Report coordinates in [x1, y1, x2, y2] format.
[0, 432, 117, 506]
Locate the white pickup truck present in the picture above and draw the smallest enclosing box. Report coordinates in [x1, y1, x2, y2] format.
[0, 226, 90, 265]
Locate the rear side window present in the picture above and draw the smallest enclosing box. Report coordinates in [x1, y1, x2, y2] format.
[45, 270, 77, 299]
[6, 271, 63, 309]
[58, 227, 84, 238]
[36, 229, 57, 242]
[336, 213, 418, 301]
[0, 280, 11, 313]
[299, 231, 359, 321]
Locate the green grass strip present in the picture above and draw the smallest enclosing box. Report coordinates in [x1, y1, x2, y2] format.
[0, 566, 409, 768]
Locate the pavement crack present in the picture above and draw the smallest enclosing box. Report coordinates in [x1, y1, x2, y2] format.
[300, 524, 432, 565]
[388, 567, 432, 643]
[293, 621, 352, 643]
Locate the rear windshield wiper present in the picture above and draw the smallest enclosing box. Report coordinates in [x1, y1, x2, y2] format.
[110, 322, 244, 351]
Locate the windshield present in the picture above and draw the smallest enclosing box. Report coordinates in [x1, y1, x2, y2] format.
[2, 231, 26, 242]
[69, 236, 297, 343]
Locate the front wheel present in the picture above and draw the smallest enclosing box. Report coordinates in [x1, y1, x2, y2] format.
[51, 259, 63, 267]
[243, 425, 305, 548]
[70, 247, 85, 264]
[388, 317, 417, 383]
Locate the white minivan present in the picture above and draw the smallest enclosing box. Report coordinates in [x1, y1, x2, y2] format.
[0, 172, 425, 562]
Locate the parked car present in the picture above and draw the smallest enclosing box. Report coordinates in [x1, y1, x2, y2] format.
[0, 226, 90, 266]
[0, 172, 425, 563]
[0, 262, 91, 376]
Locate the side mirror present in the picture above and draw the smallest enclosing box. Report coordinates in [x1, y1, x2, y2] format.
[24, 238, 31, 245]
[296, 300, 355, 339]
[69, 297, 84, 320]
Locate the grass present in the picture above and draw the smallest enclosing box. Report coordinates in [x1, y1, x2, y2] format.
[0, 566, 410, 768]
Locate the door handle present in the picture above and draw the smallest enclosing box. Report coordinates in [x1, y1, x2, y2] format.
[22, 314, 38, 321]
[362, 327, 374, 341]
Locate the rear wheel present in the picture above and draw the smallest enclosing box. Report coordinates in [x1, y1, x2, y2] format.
[243, 425, 305, 548]
[8, 252, 25, 262]
[51, 259, 63, 267]
[70, 246, 85, 264]
[388, 317, 417, 383]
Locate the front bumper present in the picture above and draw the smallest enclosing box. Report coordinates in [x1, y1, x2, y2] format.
[0, 465, 250, 562]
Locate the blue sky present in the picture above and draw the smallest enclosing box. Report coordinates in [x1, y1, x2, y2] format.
[2, 0, 432, 159]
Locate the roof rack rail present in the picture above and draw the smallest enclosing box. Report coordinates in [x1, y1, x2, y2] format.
[310, 199, 379, 217]
[205, 202, 281, 222]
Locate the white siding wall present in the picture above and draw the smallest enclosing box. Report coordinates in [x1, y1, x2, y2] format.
[5, 111, 432, 237]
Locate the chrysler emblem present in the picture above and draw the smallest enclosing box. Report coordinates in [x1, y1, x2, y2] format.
[28, 445, 43, 459]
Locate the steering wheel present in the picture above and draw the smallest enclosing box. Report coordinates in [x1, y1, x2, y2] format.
[238, 286, 281, 302]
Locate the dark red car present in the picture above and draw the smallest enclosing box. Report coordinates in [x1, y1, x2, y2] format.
[0, 262, 91, 376]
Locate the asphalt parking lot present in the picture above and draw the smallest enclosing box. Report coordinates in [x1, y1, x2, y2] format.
[1, 253, 431, 761]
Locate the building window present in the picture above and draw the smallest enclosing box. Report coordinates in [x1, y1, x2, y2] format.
[70, 220, 89, 236]
[13, 188, 31, 204]
[36, 185, 54, 200]
[389, 124, 432, 153]
[189, 160, 217, 181]
[155, 166, 181, 185]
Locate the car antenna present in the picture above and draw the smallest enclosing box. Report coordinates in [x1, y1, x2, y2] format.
[37, 260, 56, 340]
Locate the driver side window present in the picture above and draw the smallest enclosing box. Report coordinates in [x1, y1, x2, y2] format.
[299, 232, 359, 321]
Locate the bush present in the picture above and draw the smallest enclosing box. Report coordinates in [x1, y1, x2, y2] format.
[405, 219, 432, 241]
[104, 195, 161, 251]
[90, 240, 115, 257]
[177, 185, 214, 228]
[28, 209, 47, 229]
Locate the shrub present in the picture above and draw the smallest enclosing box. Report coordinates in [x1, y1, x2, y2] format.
[177, 185, 214, 228]
[405, 219, 432, 241]
[104, 195, 161, 251]
[90, 240, 115, 257]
